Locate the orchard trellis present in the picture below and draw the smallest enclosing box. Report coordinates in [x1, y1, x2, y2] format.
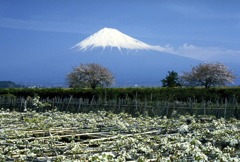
[0, 95, 239, 119]
[0, 94, 240, 161]
[0, 111, 240, 161]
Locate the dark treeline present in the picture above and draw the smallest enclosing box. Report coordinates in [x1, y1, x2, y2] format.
[0, 87, 240, 102]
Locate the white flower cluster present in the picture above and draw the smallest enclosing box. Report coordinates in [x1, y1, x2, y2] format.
[32, 96, 51, 109]
[0, 111, 240, 161]
[178, 124, 189, 134]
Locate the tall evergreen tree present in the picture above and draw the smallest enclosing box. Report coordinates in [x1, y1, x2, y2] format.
[161, 71, 181, 87]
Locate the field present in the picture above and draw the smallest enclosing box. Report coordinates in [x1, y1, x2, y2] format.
[0, 109, 240, 161]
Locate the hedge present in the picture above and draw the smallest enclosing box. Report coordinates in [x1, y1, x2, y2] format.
[0, 87, 240, 102]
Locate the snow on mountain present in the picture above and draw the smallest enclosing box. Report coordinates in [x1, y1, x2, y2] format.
[68, 28, 203, 86]
[72, 27, 165, 52]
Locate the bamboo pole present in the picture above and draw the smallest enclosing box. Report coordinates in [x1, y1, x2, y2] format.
[224, 98, 227, 119]
[135, 92, 138, 112]
[165, 101, 168, 117]
[87, 130, 159, 143]
[66, 96, 73, 112]
[6, 132, 111, 142]
[77, 98, 82, 113]
[203, 100, 206, 117]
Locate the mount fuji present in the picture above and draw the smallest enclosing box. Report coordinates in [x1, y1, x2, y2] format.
[72, 28, 165, 52]
[69, 27, 201, 87]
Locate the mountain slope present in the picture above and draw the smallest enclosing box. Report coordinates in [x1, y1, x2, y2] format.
[72, 27, 165, 52]
[69, 51, 201, 87]
[68, 28, 203, 86]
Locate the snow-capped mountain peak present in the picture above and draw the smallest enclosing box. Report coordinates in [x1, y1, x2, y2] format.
[72, 27, 165, 51]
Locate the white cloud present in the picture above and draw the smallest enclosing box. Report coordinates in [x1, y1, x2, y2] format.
[165, 43, 240, 63]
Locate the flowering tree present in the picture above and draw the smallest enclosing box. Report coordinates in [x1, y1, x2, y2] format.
[181, 63, 235, 88]
[66, 63, 114, 89]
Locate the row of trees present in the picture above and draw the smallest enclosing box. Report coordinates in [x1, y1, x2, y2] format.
[0, 81, 24, 88]
[66, 63, 236, 89]
[162, 63, 235, 88]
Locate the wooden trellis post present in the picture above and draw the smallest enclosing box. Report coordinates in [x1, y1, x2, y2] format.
[66, 96, 73, 112]
[203, 100, 206, 117]
[135, 92, 138, 112]
[77, 98, 82, 113]
[224, 98, 227, 119]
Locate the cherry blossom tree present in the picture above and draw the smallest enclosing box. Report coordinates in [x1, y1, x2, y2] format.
[67, 63, 114, 89]
[181, 63, 235, 88]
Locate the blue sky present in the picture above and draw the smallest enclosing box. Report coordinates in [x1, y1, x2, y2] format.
[1, 0, 240, 86]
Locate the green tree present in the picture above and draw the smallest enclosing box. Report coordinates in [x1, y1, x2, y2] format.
[66, 63, 114, 89]
[161, 71, 181, 87]
[181, 63, 235, 88]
